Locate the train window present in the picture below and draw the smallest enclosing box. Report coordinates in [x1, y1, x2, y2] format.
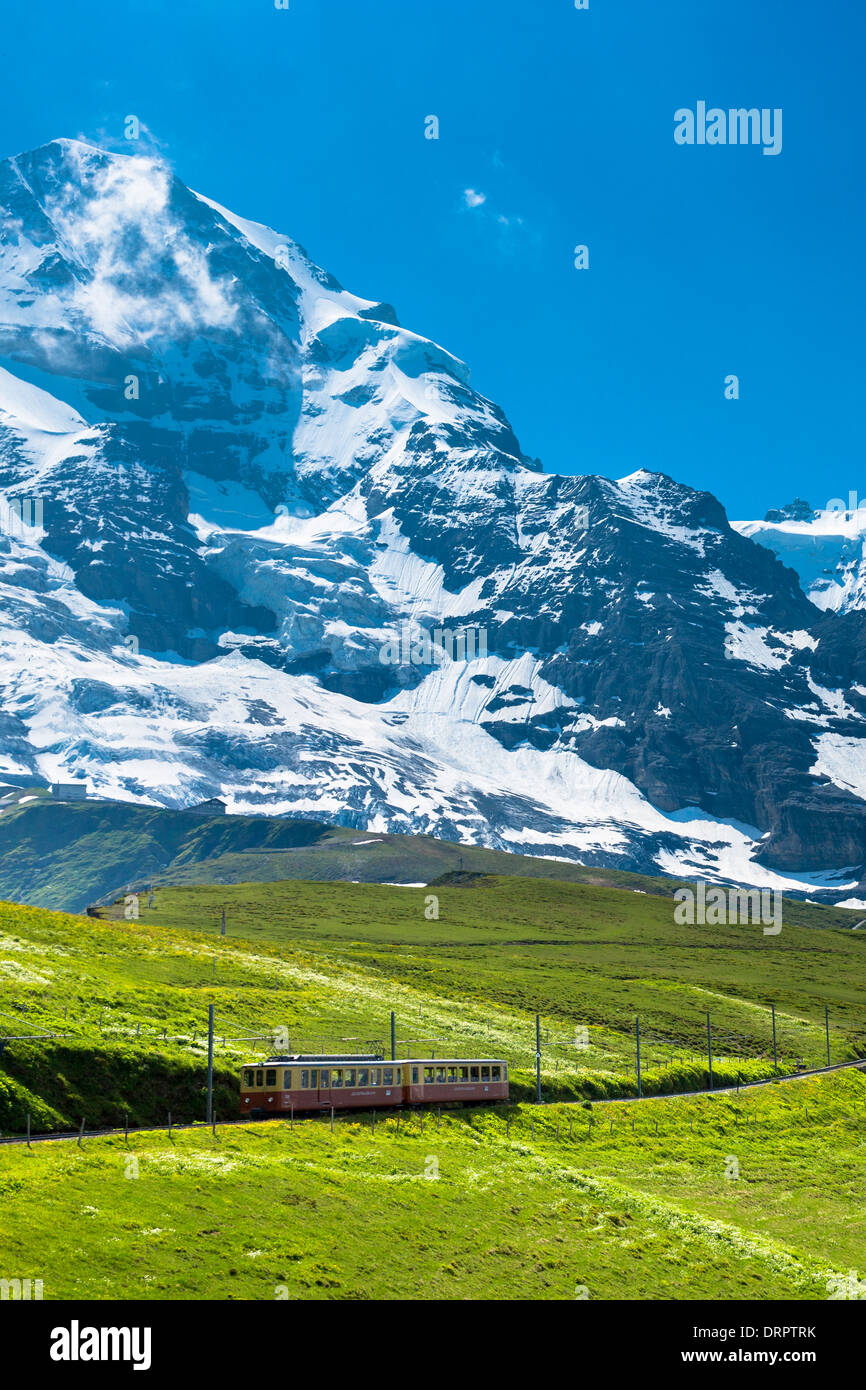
[358, 1069, 369, 1085]
[394, 1069, 401, 1082]
[243, 1069, 255, 1087]
[332, 1070, 343, 1088]
[255, 1069, 264, 1087]
[491, 1066, 501, 1080]
[424, 1067, 434, 1083]
[447, 1067, 457, 1082]
[283, 1070, 293, 1088]
[320, 1070, 329, 1087]
[459, 1067, 469, 1081]
[310, 1069, 318, 1088]
[300, 1070, 309, 1089]
[481, 1066, 490, 1081]
[470, 1066, 479, 1081]
[412, 1067, 419, 1084]
[344, 1069, 356, 1086]
[265, 1069, 277, 1087]
[436, 1067, 446, 1083]
[383, 1067, 393, 1085]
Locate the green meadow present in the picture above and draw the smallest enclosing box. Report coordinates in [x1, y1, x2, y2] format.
[1, 873, 864, 1299]
[0, 1071, 863, 1301]
[0, 874, 864, 1133]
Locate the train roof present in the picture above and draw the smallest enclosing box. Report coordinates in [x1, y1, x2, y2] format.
[242, 1056, 508, 1066]
[398, 1058, 508, 1065]
[257, 1053, 384, 1064]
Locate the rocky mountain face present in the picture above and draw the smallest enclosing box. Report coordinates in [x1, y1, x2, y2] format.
[2, 139, 866, 897]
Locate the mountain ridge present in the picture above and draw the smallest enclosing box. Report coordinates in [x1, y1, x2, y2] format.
[1, 139, 866, 893]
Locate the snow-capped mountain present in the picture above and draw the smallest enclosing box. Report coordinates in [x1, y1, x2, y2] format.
[735, 500, 866, 614]
[3, 138, 866, 896]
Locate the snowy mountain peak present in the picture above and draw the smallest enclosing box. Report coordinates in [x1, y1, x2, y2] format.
[2, 139, 866, 898]
[763, 497, 814, 524]
[735, 501, 866, 614]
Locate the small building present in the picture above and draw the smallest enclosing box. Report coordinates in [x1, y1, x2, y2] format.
[50, 783, 88, 801]
[187, 798, 227, 816]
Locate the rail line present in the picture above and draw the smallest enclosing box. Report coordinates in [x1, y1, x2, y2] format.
[563, 1055, 866, 1106]
[1, 1057, 863, 1148]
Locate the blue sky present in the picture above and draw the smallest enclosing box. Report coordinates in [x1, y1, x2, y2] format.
[2, 0, 863, 519]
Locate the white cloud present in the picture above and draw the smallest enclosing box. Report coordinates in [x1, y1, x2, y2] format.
[48, 145, 240, 347]
[462, 188, 487, 209]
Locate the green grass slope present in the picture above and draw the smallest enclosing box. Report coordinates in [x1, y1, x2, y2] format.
[1, 1071, 862, 1300]
[1, 876, 864, 1138]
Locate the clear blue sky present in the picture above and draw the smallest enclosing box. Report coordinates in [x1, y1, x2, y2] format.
[2, 0, 863, 519]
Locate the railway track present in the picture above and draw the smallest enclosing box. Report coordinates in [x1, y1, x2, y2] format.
[562, 1055, 866, 1107]
[1, 1057, 863, 1147]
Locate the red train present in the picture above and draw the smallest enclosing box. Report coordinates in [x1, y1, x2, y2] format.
[240, 1053, 509, 1117]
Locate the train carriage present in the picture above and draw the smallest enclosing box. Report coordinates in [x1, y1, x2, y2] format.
[404, 1058, 508, 1106]
[240, 1053, 509, 1117]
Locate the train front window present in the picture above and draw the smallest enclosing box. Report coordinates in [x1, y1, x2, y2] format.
[491, 1066, 501, 1080]
[283, 1070, 293, 1088]
[265, 1069, 277, 1087]
[243, 1069, 254, 1088]
[255, 1069, 264, 1087]
[300, 1070, 309, 1089]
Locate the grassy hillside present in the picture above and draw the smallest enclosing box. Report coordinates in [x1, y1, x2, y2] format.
[131, 875, 866, 1066]
[1, 1071, 862, 1300]
[1, 875, 864, 1138]
[3, 795, 866, 927]
[2, 875, 864, 1301]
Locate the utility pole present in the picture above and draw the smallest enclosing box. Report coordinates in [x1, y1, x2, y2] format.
[536, 1013, 542, 1105]
[390, 1011, 396, 1062]
[206, 1005, 215, 1127]
[706, 1012, 713, 1090]
[220, 906, 226, 937]
[635, 1016, 642, 1098]
[771, 1003, 778, 1073]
